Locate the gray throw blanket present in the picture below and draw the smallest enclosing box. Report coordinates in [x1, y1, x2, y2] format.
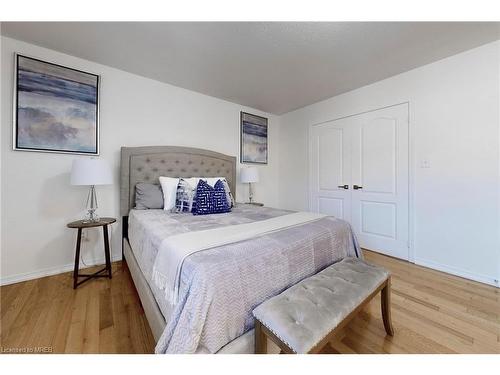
[155, 214, 360, 353]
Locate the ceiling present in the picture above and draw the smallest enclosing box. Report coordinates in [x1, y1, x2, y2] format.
[2, 22, 499, 114]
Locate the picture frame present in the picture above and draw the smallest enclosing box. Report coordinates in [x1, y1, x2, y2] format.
[240, 111, 268, 164]
[13, 53, 100, 155]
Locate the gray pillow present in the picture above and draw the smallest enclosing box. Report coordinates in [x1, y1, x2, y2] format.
[135, 183, 164, 209]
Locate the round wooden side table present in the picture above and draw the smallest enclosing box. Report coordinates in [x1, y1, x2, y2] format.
[67, 217, 116, 289]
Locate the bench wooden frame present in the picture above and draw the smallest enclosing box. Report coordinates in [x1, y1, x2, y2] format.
[254, 276, 394, 354]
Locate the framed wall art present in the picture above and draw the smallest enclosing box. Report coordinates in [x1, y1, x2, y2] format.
[240, 111, 268, 164]
[13, 54, 100, 155]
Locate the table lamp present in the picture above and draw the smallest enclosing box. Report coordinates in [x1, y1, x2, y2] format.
[240, 167, 259, 204]
[71, 158, 112, 222]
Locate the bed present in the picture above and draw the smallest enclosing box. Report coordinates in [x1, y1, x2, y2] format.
[120, 146, 360, 354]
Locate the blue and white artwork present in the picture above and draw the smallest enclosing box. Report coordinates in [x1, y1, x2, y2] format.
[14, 55, 99, 154]
[240, 112, 268, 164]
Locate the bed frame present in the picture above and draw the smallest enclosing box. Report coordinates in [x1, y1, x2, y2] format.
[120, 146, 261, 353]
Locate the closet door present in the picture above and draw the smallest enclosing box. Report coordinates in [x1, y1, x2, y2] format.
[350, 104, 409, 260]
[309, 118, 352, 221]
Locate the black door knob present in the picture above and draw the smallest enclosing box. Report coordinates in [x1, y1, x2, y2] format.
[337, 184, 349, 189]
[353, 185, 363, 190]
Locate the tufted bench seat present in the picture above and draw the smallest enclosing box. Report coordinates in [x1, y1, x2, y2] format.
[252, 257, 394, 354]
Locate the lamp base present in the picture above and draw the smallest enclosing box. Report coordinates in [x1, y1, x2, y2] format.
[84, 209, 100, 223]
[248, 182, 254, 204]
[83, 185, 100, 223]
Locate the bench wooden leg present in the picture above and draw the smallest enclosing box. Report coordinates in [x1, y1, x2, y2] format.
[381, 278, 394, 336]
[255, 320, 268, 354]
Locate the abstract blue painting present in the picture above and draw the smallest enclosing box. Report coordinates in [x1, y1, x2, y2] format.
[14, 54, 99, 154]
[240, 112, 268, 164]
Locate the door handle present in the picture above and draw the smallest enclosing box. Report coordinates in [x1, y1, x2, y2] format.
[337, 184, 349, 190]
[353, 185, 363, 190]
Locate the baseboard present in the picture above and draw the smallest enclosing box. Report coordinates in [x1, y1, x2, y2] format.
[414, 257, 499, 288]
[0, 254, 123, 286]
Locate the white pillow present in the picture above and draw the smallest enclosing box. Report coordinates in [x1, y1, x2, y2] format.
[159, 176, 180, 210]
[184, 177, 201, 187]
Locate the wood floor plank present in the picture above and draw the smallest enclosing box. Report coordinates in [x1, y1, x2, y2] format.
[1, 280, 37, 338]
[51, 282, 76, 353]
[323, 337, 357, 354]
[356, 309, 456, 354]
[0, 282, 22, 319]
[390, 276, 500, 336]
[4, 278, 48, 349]
[111, 280, 133, 354]
[82, 279, 100, 354]
[391, 290, 499, 349]
[1, 251, 499, 354]
[25, 274, 65, 350]
[64, 283, 90, 353]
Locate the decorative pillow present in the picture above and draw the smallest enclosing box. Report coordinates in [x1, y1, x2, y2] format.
[201, 177, 235, 208]
[159, 176, 180, 211]
[194, 179, 231, 215]
[174, 178, 199, 213]
[135, 183, 164, 209]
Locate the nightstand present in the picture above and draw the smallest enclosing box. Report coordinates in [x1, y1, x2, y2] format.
[67, 217, 116, 289]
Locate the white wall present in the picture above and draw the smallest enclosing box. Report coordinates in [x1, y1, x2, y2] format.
[0, 36, 280, 284]
[279, 41, 500, 286]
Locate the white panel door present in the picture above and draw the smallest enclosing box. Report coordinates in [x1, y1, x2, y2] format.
[310, 104, 409, 260]
[310, 119, 352, 221]
[350, 104, 409, 259]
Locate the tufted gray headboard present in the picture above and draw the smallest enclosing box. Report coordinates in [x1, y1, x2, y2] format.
[120, 146, 237, 217]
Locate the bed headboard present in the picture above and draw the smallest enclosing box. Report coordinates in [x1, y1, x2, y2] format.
[120, 146, 237, 217]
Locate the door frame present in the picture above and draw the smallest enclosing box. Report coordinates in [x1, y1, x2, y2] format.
[308, 102, 415, 263]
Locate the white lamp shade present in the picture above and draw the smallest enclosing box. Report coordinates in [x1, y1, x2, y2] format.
[240, 167, 259, 183]
[71, 158, 113, 186]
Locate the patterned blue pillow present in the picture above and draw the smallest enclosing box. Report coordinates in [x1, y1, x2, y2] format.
[174, 178, 197, 213]
[194, 179, 231, 215]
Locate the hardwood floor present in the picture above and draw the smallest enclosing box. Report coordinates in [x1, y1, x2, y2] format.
[1, 250, 499, 354]
[0, 262, 155, 353]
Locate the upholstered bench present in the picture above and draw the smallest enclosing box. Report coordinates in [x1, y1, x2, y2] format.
[252, 257, 394, 354]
